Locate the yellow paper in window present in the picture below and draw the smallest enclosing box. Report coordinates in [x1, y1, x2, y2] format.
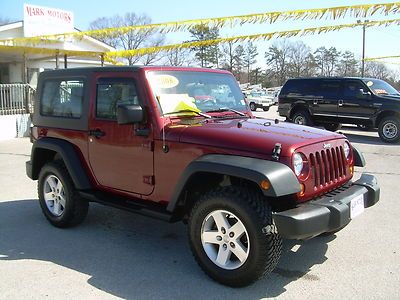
[158, 94, 200, 116]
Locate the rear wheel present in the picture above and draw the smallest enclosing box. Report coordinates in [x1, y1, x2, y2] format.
[378, 116, 400, 143]
[292, 110, 313, 126]
[188, 186, 282, 287]
[249, 102, 256, 111]
[38, 161, 89, 228]
[324, 123, 342, 132]
[262, 107, 269, 111]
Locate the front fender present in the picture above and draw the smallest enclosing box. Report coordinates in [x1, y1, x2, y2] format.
[167, 154, 300, 212]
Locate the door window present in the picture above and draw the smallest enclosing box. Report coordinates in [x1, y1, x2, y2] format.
[344, 81, 369, 98]
[41, 79, 84, 118]
[96, 78, 139, 120]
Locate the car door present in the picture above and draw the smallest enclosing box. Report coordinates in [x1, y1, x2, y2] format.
[337, 79, 379, 122]
[88, 72, 154, 196]
[311, 79, 341, 123]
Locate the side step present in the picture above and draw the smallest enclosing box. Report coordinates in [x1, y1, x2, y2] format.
[79, 191, 174, 222]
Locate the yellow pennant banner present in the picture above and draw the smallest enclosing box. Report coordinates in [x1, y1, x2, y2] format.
[105, 18, 400, 59]
[1, 2, 399, 46]
[0, 45, 104, 58]
[364, 55, 400, 61]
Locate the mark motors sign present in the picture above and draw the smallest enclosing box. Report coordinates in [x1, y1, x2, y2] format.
[23, 4, 74, 37]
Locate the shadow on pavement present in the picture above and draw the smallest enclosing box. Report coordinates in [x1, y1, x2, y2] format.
[0, 199, 334, 299]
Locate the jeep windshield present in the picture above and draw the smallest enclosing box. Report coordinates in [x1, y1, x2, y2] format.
[363, 79, 400, 96]
[147, 70, 247, 117]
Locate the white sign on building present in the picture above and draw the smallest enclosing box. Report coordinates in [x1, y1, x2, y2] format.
[23, 4, 74, 37]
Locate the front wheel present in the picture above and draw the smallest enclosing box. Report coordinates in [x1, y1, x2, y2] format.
[38, 161, 89, 228]
[262, 107, 269, 111]
[324, 123, 342, 132]
[378, 116, 400, 143]
[188, 187, 282, 287]
[249, 102, 256, 111]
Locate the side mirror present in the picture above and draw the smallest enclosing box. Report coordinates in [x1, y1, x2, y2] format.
[117, 104, 145, 125]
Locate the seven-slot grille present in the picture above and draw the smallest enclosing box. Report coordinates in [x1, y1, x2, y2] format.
[309, 146, 347, 188]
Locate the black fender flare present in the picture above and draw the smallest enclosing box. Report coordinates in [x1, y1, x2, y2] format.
[352, 145, 366, 167]
[28, 137, 92, 190]
[166, 154, 300, 212]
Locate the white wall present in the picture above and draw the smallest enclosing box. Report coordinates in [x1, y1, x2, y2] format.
[8, 63, 23, 83]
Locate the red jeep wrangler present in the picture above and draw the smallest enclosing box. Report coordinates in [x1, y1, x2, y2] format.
[26, 66, 380, 287]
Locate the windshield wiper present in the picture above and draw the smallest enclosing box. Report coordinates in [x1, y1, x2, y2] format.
[205, 107, 246, 116]
[163, 109, 212, 118]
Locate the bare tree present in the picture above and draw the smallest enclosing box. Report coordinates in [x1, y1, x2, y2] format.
[288, 41, 313, 78]
[89, 13, 165, 65]
[365, 61, 391, 79]
[244, 42, 258, 82]
[220, 41, 236, 73]
[0, 16, 14, 26]
[265, 40, 291, 85]
[164, 48, 194, 66]
[337, 51, 359, 76]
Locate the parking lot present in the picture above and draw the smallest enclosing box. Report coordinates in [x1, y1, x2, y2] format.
[0, 108, 399, 299]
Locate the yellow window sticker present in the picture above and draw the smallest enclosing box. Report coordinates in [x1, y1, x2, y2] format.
[157, 94, 200, 115]
[151, 75, 179, 89]
[366, 81, 374, 87]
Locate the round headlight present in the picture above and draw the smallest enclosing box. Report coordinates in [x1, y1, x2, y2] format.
[344, 142, 350, 159]
[293, 153, 304, 176]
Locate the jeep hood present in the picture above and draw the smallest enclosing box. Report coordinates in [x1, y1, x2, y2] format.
[167, 117, 344, 157]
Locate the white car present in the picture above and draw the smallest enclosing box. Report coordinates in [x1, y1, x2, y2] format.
[246, 91, 274, 111]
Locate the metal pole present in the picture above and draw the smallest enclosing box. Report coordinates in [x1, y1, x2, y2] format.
[361, 23, 366, 78]
[100, 54, 104, 67]
[64, 54, 68, 69]
[358, 19, 368, 78]
[55, 50, 59, 69]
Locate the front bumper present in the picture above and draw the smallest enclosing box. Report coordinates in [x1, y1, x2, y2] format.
[273, 173, 380, 240]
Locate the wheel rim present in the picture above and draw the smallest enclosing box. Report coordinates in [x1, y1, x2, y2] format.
[294, 115, 305, 125]
[383, 122, 398, 139]
[200, 209, 250, 270]
[43, 175, 66, 217]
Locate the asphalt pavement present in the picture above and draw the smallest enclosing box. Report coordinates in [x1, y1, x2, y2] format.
[0, 108, 399, 299]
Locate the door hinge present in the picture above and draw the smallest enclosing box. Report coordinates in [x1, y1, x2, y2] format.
[143, 175, 155, 185]
[142, 141, 154, 151]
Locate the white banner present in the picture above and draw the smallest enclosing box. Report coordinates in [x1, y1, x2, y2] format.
[23, 4, 74, 37]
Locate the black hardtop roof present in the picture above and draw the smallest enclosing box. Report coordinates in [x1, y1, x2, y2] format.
[39, 65, 229, 77]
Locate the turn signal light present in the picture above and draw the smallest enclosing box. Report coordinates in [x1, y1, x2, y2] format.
[260, 180, 271, 190]
[298, 183, 305, 197]
[350, 165, 354, 175]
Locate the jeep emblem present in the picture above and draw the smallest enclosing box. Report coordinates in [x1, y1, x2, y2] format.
[323, 143, 332, 149]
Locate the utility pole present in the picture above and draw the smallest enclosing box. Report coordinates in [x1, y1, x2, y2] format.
[357, 20, 368, 78]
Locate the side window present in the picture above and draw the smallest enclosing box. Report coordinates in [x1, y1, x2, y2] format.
[41, 79, 84, 118]
[96, 78, 139, 120]
[316, 80, 341, 98]
[344, 81, 369, 98]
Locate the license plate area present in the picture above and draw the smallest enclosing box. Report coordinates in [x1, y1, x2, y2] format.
[350, 194, 365, 219]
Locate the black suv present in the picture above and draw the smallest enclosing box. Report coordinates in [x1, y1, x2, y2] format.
[278, 77, 400, 143]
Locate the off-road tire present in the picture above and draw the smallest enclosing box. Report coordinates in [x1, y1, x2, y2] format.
[38, 161, 89, 228]
[324, 123, 342, 132]
[262, 107, 269, 111]
[249, 102, 256, 111]
[378, 116, 400, 143]
[292, 110, 313, 126]
[188, 186, 282, 287]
